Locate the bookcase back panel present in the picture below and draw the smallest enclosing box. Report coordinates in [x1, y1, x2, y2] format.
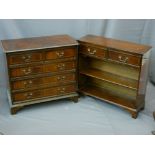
[88, 77, 137, 100]
[89, 59, 139, 80]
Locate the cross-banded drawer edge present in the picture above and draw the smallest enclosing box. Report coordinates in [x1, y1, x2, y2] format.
[11, 72, 77, 91]
[79, 44, 142, 67]
[12, 84, 77, 103]
[7, 47, 77, 66]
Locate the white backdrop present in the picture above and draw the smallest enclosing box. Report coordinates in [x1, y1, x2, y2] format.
[0, 19, 155, 134]
[0, 19, 155, 86]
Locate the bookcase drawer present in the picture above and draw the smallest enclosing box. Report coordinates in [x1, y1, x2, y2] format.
[80, 45, 106, 59]
[108, 50, 141, 66]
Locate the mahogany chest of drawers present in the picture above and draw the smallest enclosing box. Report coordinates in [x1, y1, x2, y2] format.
[78, 35, 151, 118]
[1, 35, 79, 114]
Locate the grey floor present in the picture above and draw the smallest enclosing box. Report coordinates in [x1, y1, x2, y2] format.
[0, 82, 155, 135]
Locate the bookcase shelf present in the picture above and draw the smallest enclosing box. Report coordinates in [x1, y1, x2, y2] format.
[80, 85, 136, 110]
[80, 68, 138, 90]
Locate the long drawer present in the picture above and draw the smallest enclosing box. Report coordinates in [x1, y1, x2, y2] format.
[7, 48, 77, 66]
[12, 84, 76, 102]
[10, 61, 76, 78]
[11, 72, 76, 91]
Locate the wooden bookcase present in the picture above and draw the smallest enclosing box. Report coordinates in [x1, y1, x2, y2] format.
[78, 35, 151, 118]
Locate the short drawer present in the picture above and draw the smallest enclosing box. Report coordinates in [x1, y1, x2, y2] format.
[11, 73, 76, 90]
[7, 52, 43, 65]
[45, 48, 76, 60]
[80, 45, 106, 59]
[44, 61, 76, 73]
[12, 90, 43, 102]
[12, 84, 76, 102]
[44, 84, 76, 97]
[108, 50, 141, 66]
[10, 65, 43, 78]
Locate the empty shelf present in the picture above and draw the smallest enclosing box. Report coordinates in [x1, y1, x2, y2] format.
[80, 69, 138, 90]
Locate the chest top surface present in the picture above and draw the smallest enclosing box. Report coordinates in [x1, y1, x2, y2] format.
[1, 35, 78, 53]
[79, 35, 152, 55]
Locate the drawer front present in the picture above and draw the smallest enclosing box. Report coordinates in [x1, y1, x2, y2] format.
[45, 48, 76, 60]
[10, 65, 43, 78]
[43, 73, 76, 84]
[44, 84, 76, 97]
[12, 84, 76, 102]
[10, 61, 76, 78]
[11, 73, 76, 90]
[13, 90, 43, 102]
[108, 50, 141, 66]
[80, 45, 106, 59]
[8, 52, 43, 65]
[11, 78, 42, 90]
[44, 61, 76, 73]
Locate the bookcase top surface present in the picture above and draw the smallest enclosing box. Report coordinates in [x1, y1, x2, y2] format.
[1, 35, 78, 53]
[79, 35, 152, 55]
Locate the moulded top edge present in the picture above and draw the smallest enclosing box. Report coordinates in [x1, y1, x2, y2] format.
[1, 34, 78, 53]
[78, 35, 152, 55]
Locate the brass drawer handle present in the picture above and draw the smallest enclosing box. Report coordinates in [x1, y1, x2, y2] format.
[62, 76, 66, 79]
[87, 48, 96, 55]
[58, 87, 66, 93]
[87, 48, 91, 52]
[90, 50, 96, 55]
[57, 63, 65, 70]
[57, 76, 66, 80]
[56, 51, 64, 57]
[24, 92, 33, 99]
[22, 68, 32, 75]
[22, 54, 32, 62]
[118, 55, 128, 63]
[23, 80, 33, 87]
